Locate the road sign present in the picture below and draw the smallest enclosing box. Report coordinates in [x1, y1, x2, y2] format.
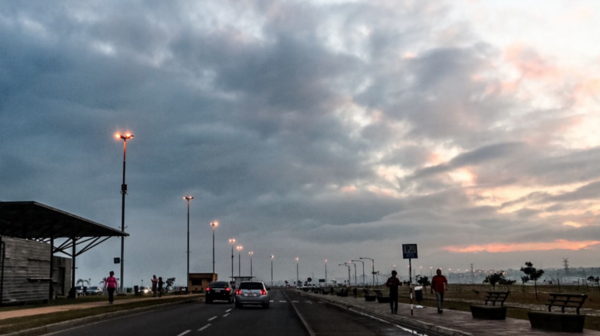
[318, 279, 325, 283]
[402, 244, 418, 259]
[114, 257, 121, 264]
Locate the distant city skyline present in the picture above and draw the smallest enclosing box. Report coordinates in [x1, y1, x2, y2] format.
[1, 0, 600, 287]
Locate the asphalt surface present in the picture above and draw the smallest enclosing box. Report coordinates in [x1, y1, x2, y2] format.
[48, 290, 424, 336]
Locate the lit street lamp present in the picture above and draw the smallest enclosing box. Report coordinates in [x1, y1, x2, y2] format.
[183, 196, 194, 289]
[360, 257, 375, 286]
[270, 255, 274, 287]
[210, 221, 218, 275]
[237, 245, 243, 276]
[249, 251, 254, 277]
[115, 132, 133, 293]
[295, 257, 299, 286]
[229, 239, 236, 280]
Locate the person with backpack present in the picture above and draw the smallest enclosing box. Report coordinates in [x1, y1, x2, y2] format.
[385, 270, 401, 314]
[104, 271, 118, 304]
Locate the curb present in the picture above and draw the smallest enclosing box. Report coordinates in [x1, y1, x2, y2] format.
[298, 291, 472, 336]
[3, 298, 201, 336]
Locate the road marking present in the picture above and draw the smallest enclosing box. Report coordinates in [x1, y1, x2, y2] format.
[223, 313, 230, 317]
[270, 300, 274, 302]
[198, 324, 211, 332]
[279, 300, 286, 303]
[176, 331, 190, 336]
[226, 308, 232, 312]
[208, 316, 218, 321]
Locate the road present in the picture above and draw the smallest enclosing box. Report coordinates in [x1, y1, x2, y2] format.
[49, 290, 425, 336]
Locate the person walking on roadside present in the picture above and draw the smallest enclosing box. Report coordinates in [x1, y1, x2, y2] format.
[151, 275, 158, 297]
[158, 277, 164, 297]
[104, 271, 118, 304]
[431, 268, 448, 314]
[385, 270, 401, 314]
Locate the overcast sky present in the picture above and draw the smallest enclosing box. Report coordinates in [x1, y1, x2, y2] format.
[2, 0, 600, 287]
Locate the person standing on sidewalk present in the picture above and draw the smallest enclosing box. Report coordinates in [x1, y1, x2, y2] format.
[158, 277, 164, 297]
[431, 269, 448, 314]
[385, 270, 401, 314]
[151, 275, 158, 297]
[104, 271, 118, 304]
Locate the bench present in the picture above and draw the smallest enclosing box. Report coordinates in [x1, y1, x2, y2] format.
[363, 289, 376, 302]
[470, 291, 509, 320]
[374, 289, 390, 303]
[528, 293, 588, 333]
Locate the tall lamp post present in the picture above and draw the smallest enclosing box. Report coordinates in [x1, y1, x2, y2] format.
[210, 222, 218, 276]
[237, 245, 243, 276]
[183, 196, 194, 288]
[115, 132, 133, 293]
[339, 263, 351, 285]
[295, 257, 299, 286]
[360, 257, 375, 286]
[324, 259, 328, 286]
[349, 261, 357, 286]
[229, 239, 236, 281]
[270, 255, 274, 287]
[352, 260, 365, 285]
[249, 251, 254, 277]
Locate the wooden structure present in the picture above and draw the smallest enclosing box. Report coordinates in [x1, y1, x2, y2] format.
[470, 291, 510, 320]
[0, 201, 128, 304]
[528, 293, 588, 333]
[189, 273, 218, 293]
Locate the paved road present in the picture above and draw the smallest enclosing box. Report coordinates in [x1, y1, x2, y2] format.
[48, 290, 423, 336]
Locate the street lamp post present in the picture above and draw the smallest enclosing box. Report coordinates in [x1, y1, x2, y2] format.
[360, 257, 375, 286]
[211, 222, 218, 276]
[352, 260, 365, 285]
[249, 251, 254, 277]
[115, 132, 133, 293]
[324, 259, 328, 286]
[229, 239, 236, 281]
[349, 261, 357, 286]
[339, 263, 351, 285]
[295, 257, 299, 286]
[270, 255, 274, 287]
[237, 246, 243, 276]
[183, 196, 194, 289]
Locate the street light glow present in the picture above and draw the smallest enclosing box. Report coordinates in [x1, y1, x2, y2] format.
[183, 196, 194, 201]
[115, 133, 134, 140]
[229, 238, 236, 244]
[211, 221, 219, 227]
[248, 251, 253, 256]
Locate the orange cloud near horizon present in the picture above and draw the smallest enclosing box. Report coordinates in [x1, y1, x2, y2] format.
[444, 239, 600, 253]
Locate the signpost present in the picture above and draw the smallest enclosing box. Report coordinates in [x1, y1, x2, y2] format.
[402, 244, 418, 316]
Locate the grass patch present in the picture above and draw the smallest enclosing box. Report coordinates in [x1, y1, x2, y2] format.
[0, 296, 198, 335]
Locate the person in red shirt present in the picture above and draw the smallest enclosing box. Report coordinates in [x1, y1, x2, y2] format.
[104, 271, 119, 304]
[385, 270, 401, 314]
[431, 268, 448, 313]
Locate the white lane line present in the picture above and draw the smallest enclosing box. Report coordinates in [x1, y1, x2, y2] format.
[226, 308, 232, 312]
[198, 324, 211, 332]
[270, 300, 274, 302]
[223, 313, 230, 317]
[279, 300, 287, 303]
[176, 331, 190, 336]
[208, 316, 218, 321]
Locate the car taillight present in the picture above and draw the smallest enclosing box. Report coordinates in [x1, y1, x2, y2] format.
[225, 287, 230, 292]
[236, 289, 241, 295]
[206, 287, 210, 292]
[260, 289, 267, 296]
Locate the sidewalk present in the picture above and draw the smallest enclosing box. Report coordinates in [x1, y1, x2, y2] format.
[0, 294, 203, 321]
[299, 291, 600, 336]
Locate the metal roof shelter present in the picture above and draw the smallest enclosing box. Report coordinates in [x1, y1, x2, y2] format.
[0, 201, 128, 299]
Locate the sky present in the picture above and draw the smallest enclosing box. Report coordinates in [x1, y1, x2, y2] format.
[1, 0, 600, 287]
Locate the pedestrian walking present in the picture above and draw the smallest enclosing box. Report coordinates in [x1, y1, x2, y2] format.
[385, 270, 401, 314]
[151, 275, 158, 297]
[431, 268, 448, 313]
[104, 271, 118, 304]
[158, 277, 164, 297]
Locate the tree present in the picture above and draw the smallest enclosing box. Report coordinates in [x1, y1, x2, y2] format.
[483, 271, 505, 290]
[499, 277, 516, 290]
[415, 275, 431, 291]
[521, 262, 544, 300]
[76, 279, 90, 287]
[165, 277, 176, 292]
[587, 276, 600, 293]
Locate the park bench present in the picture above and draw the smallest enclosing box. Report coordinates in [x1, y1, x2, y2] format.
[469, 291, 509, 320]
[528, 293, 588, 333]
[373, 289, 390, 303]
[363, 289, 376, 302]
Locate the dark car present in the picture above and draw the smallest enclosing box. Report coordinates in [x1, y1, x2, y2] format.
[205, 281, 233, 303]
